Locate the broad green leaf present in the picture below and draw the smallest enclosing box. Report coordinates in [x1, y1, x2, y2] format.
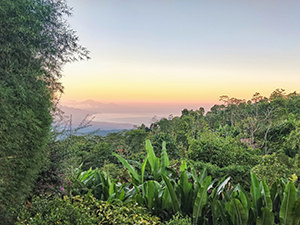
[198, 168, 207, 185]
[239, 190, 249, 212]
[144, 180, 162, 211]
[256, 207, 274, 225]
[250, 172, 262, 217]
[280, 182, 297, 225]
[161, 141, 169, 175]
[180, 170, 192, 197]
[134, 184, 144, 205]
[292, 198, 300, 225]
[109, 181, 115, 197]
[191, 164, 198, 183]
[145, 140, 160, 179]
[145, 140, 156, 168]
[193, 176, 211, 225]
[193, 168, 207, 197]
[162, 186, 172, 210]
[270, 179, 283, 216]
[141, 155, 148, 181]
[180, 170, 193, 214]
[255, 181, 274, 225]
[161, 173, 180, 212]
[141, 155, 148, 196]
[113, 152, 141, 184]
[212, 200, 229, 225]
[180, 160, 187, 172]
[145, 181, 156, 210]
[94, 170, 101, 185]
[225, 198, 248, 225]
[118, 189, 125, 201]
[261, 180, 272, 210]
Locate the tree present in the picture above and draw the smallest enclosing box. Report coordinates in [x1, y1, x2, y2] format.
[0, 0, 88, 223]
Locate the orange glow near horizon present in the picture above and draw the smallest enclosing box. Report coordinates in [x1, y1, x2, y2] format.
[61, 59, 300, 105]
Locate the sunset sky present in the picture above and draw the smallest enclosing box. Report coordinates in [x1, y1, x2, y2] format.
[61, 0, 300, 115]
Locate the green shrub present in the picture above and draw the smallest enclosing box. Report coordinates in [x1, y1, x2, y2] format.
[16, 195, 98, 225]
[97, 200, 161, 224]
[188, 130, 259, 168]
[188, 130, 260, 188]
[252, 152, 300, 185]
[78, 140, 117, 170]
[101, 162, 122, 180]
[16, 194, 161, 225]
[150, 132, 179, 159]
[192, 160, 252, 188]
[283, 123, 300, 157]
[164, 214, 192, 225]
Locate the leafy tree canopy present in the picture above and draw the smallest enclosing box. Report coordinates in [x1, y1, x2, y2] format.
[0, 0, 88, 223]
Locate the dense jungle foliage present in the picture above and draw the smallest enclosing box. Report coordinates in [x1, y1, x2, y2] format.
[18, 89, 300, 225]
[2, 0, 300, 224]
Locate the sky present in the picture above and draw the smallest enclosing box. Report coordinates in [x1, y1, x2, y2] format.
[60, 0, 300, 125]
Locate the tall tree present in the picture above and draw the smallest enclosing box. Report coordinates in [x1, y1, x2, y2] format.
[0, 0, 88, 223]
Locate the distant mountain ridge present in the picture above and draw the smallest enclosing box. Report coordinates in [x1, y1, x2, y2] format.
[58, 99, 212, 131]
[57, 105, 135, 131]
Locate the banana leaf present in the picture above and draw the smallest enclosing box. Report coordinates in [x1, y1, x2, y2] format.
[141, 155, 148, 195]
[260, 180, 272, 210]
[162, 173, 180, 212]
[161, 141, 169, 176]
[193, 176, 211, 225]
[180, 160, 187, 172]
[211, 199, 230, 225]
[179, 169, 193, 214]
[145, 140, 160, 179]
[256, 180, 274, 225]
[292, 198, 300, 225]
[113, 152, 141, 184]
[145, 180, 162, 212]
[280, 182, 297, 225]
[225, 198, 248, 225]
[256, 207, 274, 225]
[250, 172, 262, 217]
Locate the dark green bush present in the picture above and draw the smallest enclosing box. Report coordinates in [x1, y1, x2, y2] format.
[192, 161, 252, 187]
[252, 152, 300, 185]
[188, 130, 259, 168]
[150, 132, 179, 159]
[0, 0, 88, 222]
[188, 130, 260, 188]
[0, 53, 52, 223]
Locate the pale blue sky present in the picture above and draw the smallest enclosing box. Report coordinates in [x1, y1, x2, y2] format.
[62, 0, 300, 103]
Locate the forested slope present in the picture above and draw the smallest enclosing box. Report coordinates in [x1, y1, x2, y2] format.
[2, 1, 300, 224]
[18, 89, 300, 224]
